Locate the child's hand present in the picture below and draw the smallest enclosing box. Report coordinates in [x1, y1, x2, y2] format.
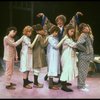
[38, 34, 42, 39]
[29, 45, 32, 48]
[12, 43, 17, 47]
[15, 57, 18, 63]
[36, 34, 40, 38]
[73, 45, 77, 48]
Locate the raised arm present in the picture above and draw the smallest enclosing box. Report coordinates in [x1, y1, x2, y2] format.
[37, 13, 54, 32]
[69, 12, 83, 26]
[68, 11, 83, 40]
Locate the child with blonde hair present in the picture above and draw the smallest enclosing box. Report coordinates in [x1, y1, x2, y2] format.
[77, 23, 94, 92]
[14, 25, 33, 89]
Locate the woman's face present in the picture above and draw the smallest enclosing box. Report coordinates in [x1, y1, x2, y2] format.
[57, 18, 64, 27]
[68, 28, 75, 37]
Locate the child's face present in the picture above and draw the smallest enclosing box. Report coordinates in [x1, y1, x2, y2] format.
[83, 26, 90, 33]
[27, 31, 32, 37]
[53, 31, 58, 37]
[68, 29, 75, 37]
[57, 18, 64, 27]
[9, 30, 17, 37]
[37, 30, 45, 36]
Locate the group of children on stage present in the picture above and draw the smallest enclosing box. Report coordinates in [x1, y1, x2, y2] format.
[3, 12, 94, 92]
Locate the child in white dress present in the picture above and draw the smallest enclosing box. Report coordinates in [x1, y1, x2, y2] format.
[60, 25, 78, 92]
[14, 26, 33, 89]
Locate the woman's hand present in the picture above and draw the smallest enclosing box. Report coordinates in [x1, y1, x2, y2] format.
[37, 13, 45, 17]
[76, 12, 83, 16]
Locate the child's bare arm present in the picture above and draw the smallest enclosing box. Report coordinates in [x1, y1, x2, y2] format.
[14, 35, 24, 46]
[29, 34, 39, 48]
[56, 35, 68, 48]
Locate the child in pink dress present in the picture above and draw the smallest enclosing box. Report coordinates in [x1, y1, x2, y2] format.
[3, 27, 18, 90]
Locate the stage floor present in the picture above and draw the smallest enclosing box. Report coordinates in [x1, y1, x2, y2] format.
[0, 60, 100, 99]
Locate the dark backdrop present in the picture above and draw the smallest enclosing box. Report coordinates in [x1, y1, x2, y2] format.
[0, 1, 100, 58]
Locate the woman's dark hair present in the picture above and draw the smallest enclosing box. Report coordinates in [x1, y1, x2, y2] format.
[49, 25, 60, 34]
[6, 27, 17, 35]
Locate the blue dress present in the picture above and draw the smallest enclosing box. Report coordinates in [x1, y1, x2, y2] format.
[47, 35, 60, 77]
